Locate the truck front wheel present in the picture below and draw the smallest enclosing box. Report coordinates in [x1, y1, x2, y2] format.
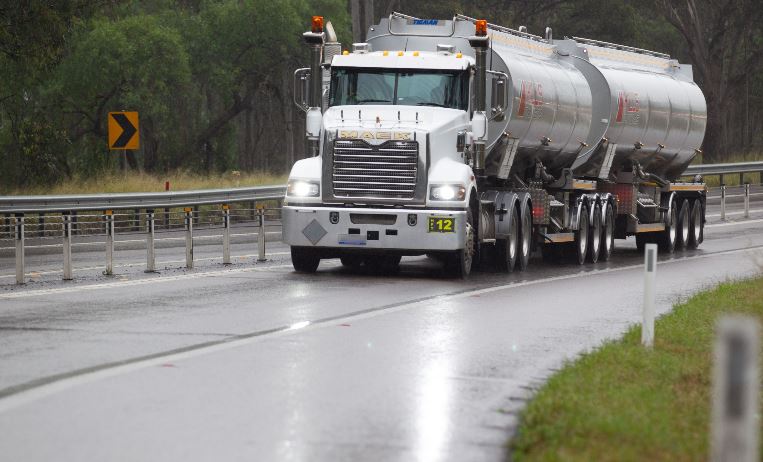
[291, 247, 320, 273]
[447, 209, 475, 278]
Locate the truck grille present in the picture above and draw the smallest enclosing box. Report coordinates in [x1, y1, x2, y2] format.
[332, 139, 419, 200]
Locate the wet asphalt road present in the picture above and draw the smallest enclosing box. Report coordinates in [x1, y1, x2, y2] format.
[0, 199, 761, 461]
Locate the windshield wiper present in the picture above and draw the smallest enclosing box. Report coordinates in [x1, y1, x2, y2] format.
[356, 99, 392, 104]
[416, 102, 448, 108]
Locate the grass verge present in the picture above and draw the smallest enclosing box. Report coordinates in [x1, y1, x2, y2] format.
[510, 277, 763, 462]
[2, 170, 287, 195]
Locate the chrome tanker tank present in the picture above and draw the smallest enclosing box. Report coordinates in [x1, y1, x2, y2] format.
[366, 15, 707, 181]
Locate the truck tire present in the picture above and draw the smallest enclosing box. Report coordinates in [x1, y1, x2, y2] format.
[687, 199, 703, 249]
[657, 199, 678, 253]
[340, 255, 364, 268]
[600, 202, 615, 261]
[517, 201, 532, 271]
[587, 202, 602, 263]
[496, 207, 519, 272]
[573, 203, 589, 265]
[676, 199, 690, 250]
[291, 247, 320, 273]
[447, 209, 475, 278]
[366, 255, 401, 274]
[636, 233, 650, 253]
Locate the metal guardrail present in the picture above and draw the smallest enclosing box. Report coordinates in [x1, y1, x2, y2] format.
[0, 185, 286, 214]
[1, 161, 761, 285]
[684, 161, 763, 177]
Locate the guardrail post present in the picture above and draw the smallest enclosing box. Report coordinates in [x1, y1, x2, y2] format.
[744, 183, 750, 219]
[133, 208, 140, 232]
[257, 205, 267, 262]
[71, 211, 78, 235]
[105, 210, 114, 276]
[711, 316, 759, 462]
[15, 214, 25, 284]
[222, 204, 231, 265]
[184, 207, 194, 269]
[38, 213, 45, 237]
[4, 213, 10, 239]
[62, 212, 72, 280]
[719, 174, 725, 187]
[193, 205, 199, 227]
[641, 243, 657, 348]
[146, 210, 156, 273]
[720, 184, 727, 221]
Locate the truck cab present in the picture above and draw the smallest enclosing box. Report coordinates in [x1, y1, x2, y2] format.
[283, 46, 480, 275]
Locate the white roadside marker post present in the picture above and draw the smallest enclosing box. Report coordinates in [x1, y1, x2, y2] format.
[146, 210, 156, 273]
[744, 183, 750, 219]
[257, 204, 267, 262]
[222, 204, 231, 265]
[711, 316, 760, 462]
[184, 207, 194, 269]
[641, 243, 657, 348]
[720, 184, 727, 221]
[62, 212, 72, 280]
[105, 210, 114, 276]
[15, 214, 25, 285]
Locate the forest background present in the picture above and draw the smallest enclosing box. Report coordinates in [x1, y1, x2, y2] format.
[1, 0, 761, 191]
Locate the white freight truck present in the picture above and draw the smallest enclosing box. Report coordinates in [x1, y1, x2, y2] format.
[283, 13, 707, 277]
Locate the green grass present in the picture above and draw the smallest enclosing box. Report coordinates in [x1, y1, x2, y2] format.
[511, 277, 763, 462]
[2, 170, 287, 195]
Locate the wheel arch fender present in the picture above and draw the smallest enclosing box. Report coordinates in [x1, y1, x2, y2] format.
[487, 190, 520, 239]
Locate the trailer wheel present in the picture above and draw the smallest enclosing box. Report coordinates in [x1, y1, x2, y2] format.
[587, 202, 602, 263]
[600, 203, 615, 261]
[496, 207, 519, 272]
[447, 209, 475, 278]
[657, 199, 678, 253]
[676, 199, 690, 249]
[517, 201, 532, 271]
[291, 247, 320, 273]
[573, 203, 589, 265]
[687, 199, 703, 249]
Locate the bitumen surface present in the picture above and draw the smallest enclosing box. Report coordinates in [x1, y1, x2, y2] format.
[0, 200, 761, 461]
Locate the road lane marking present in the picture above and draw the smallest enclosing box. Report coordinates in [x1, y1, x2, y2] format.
[0, 263, 301, 299]
[706, 218, 763, 228]
[0, 252, 291, 279]
[0, 244, 761, 413]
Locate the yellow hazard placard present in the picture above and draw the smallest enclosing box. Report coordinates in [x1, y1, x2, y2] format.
[108, 111, 139, 150]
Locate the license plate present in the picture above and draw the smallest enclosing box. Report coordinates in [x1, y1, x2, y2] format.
[428, 216, 455, 233]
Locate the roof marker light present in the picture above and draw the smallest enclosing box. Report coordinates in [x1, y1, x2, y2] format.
[475, 19, 487, 36]
[413, 51, 419, 56]
[397, 51, 404, 56]
[342, 50, 349, 55]
[311, 16, 324, 33]
[383, 51, 389, 56]
[456, 52, 463, 58]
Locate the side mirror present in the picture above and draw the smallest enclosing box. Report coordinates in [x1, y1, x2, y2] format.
[491, 74, 507, 121]
[293, 67, 310, 113]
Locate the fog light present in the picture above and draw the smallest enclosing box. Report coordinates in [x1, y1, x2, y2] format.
[329, 211, 339, 224]
[407, 214, 417, 226]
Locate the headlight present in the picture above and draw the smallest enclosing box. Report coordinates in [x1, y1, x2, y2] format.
[430, 184, 466, 201]
[287, 180, 320, 197]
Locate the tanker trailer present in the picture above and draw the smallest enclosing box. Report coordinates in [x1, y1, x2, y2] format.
[282, 13, 707, 277]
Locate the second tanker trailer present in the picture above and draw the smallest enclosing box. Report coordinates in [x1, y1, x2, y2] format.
[283, 13, 708, 277]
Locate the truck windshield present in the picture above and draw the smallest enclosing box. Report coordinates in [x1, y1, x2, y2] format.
[329, 68, 468, 110]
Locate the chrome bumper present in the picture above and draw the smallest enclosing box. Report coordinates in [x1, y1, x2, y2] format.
[282, 206, 466, 251]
